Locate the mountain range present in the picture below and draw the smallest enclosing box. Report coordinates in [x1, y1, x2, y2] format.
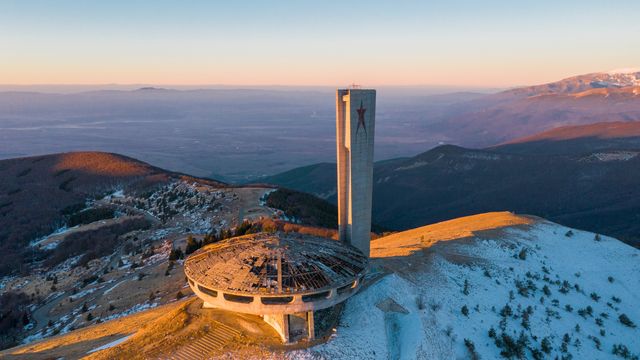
[430, 70, 640, 148]
[1, 70, 639, 181]
[259, 121, 640, 248]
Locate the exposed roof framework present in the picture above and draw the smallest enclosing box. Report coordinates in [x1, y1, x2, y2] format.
[184, 232, 368, 296]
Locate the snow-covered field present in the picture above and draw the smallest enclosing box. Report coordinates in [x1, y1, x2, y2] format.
[289, 220, 639, 359]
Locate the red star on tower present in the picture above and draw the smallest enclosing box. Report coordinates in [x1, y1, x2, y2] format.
[356, 101, 367, 136]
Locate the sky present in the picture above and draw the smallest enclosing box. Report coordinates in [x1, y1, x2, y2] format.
[1, 0, 639, 87]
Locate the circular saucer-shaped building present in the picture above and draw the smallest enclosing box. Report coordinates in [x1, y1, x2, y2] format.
[184, 231, 368, 343]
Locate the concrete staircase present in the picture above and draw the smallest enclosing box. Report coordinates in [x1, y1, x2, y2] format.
[170, 320, 240, 360]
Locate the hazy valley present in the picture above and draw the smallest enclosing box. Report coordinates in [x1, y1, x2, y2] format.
[2, 71, 639, 182]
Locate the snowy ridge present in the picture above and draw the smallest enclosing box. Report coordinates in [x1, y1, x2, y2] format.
[591, 71, 640, 88]
[607, 68, 640, 75]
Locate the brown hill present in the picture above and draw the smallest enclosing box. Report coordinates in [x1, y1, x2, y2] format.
[492, 121, 640, 155]
[0, 152, 224, 275]
[504, 120, 640, 143]
[501, 71, 640, 96]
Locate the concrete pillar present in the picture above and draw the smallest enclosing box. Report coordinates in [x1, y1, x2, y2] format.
[263, 314, 290, 343]
[307, 311, 315, 340]
[202, 302, 216, 309]
[336, 88, 376, 257]
[283, 314, 290, 343]
[277, 253, 282, 292]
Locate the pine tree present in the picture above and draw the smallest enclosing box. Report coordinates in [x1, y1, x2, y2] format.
[185, 235, 201, 254]
[541, 337, 552, 354]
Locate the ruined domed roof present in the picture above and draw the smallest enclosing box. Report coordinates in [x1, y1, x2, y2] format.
[184, 232, 368, 296]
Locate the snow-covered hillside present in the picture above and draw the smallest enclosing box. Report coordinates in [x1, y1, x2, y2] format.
[601, 69, 640, 87]
[4, 212, 638, 360]
[289, 214, 640, 359]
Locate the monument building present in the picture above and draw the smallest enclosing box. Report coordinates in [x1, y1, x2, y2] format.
[184, 88, 376, 344]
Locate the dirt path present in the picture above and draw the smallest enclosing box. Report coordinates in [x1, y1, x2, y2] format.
[31, 293, 66, 332]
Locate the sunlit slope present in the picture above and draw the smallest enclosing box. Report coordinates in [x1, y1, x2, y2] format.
[2, 301, 184, 360]
[371, 211, 532, 258]
[1, 298, 280, 360]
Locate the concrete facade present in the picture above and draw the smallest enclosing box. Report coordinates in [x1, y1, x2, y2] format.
[336, 89, 376, 257]
[188, 275, 363, 315]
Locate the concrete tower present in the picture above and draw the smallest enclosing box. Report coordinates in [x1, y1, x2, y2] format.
[336, 88, 376, 257]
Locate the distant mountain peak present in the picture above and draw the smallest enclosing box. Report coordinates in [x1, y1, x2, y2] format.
[607, 67, 640, 75]
[502, 70, 640, 97]
[590, 71, 640, 88]
[135, 87, 169, 91]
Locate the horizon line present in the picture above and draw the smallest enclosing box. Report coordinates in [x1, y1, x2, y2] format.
[2, 68, 633, 90]
[0, 83, 504, 88]
[0, 83, 508, 95]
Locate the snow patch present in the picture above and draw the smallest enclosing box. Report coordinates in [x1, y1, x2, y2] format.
[69, 286, 102, 301]
[29, 225, 76, 248]
[87, 334, 133, 354]
[259, 189, 277, 206]
[103, 279, 128, 295]
[462, 152, 502, 161]
[102, 302, 158, 322]
[582, 151, 639, 162]
[395, 161, 429, 171]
